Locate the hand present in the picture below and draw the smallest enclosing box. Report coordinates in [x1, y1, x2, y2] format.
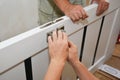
[68, 40, 79, 65]
[48, 30, 69, 63]
[64, 4, 88, 21]
[92, 0, 109, 16]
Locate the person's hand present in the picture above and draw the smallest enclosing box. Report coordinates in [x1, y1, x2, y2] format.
[92, 0, 109, 16]
[54, 0, 88, 21]
[67, 40, 79, 65]
[48, 30, 69, 63]
[64, 4, 88, 21]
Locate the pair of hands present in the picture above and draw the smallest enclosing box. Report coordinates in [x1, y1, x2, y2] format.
[47, 30, 99, 80]
[48, 30, 79, 65]
[64, 0, 109, 21]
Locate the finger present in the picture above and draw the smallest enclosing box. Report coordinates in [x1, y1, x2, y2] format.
[81, 9, 88, 19]
[74, 13, 80, 21]
[104, 5, 108, 11]
[96, 0, 109, 16]
[104, 2, 109, 11]
[96, 3, 102, 16]
[52, 30, 58, 41]
[58, 30, 62, 40]
[99, 2, 107, 15]
[101, 2, 106, 10]
[62, 32, 68, 40]
[70, 15, 76, 22]
[77, 11, 83, 19]
[48, 36, 53, 47]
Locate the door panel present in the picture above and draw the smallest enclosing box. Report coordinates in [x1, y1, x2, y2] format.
[0, 63, 26, 80]
[95, 11, 117, 63]
[104, 9, 120, 59]
[32, 50, 49, 80]
[82, 19, 102, 68]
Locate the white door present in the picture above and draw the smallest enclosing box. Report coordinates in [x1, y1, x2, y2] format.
[0, 0, 120, 80]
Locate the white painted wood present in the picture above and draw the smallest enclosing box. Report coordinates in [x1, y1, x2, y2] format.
[0, 0, 120, 78]
[0, 18, 83, 73]
[95, 11, 116, 63]
[68, 29, 83, 58]
[0, 63, 26, 80]
[99, 64, 120, 79]
[87, 11, 118, 72]
[81, 19, 102, 68]
[88, 56, 106, 72]
[89, 9, 120, 72]
[104, 9, 120, 59]
[32, 49, 49, 80]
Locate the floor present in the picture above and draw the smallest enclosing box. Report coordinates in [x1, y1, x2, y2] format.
[93, 44, 120, 80]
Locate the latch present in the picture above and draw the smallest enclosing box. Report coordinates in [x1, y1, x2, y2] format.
[46, 26, 65, 42]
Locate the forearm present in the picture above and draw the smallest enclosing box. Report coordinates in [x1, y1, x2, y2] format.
[71, 60, 99, 80]
[44, 60, 65, 80]
[53, 0, 71, 13]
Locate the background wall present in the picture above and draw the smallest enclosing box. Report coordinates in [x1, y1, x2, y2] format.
[0, 0, 39, 41]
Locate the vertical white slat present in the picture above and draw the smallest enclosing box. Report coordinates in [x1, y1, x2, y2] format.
[62, 29, 83, 80]
[0, 63, 26, 80]
[104, 9, 120, 59]
[69, 29, 84, 58]
[32, 49, 49, 80]
[82, 19, 102, 68]
[95, 11, 117, 63]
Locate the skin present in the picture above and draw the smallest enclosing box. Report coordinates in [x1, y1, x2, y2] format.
[68, 41, 99, 80]
[54, 0, 109, 21]
[44, 30, 99, 80]
[44, 30, 68, 80]
[92, 0, 109, 16]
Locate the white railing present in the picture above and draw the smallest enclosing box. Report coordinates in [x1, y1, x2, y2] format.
[0, 0, 120, 80]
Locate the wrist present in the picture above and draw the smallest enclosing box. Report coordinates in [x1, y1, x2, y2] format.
[50, 59, 66, 67]
[69, 58, 80, 67]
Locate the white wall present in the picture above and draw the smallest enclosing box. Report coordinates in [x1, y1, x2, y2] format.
[0, 0, 39, 41]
